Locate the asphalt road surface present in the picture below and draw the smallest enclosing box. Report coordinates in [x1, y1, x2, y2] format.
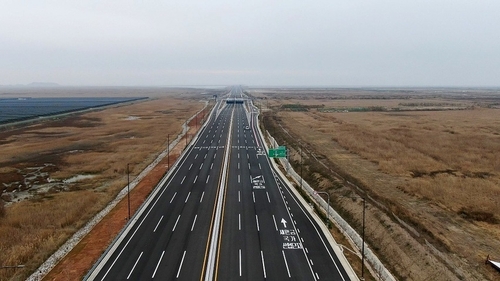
[86, 87, 352, 281]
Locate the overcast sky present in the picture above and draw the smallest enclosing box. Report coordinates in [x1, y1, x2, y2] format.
[1, 0, 499, 87]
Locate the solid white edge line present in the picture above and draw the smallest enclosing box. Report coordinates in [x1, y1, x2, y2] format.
[93, 108, 211, 278]
[151, 251, 165, 278]
[126, 252, 143, 280]
[153, 216, 163, 232]
[176, 251, 187, 278]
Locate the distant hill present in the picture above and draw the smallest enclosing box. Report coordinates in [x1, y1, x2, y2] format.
[27, 82, 60, 87]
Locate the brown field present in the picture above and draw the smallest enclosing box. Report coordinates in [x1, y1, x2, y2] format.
[252, 88, 500, 280]
[0, 87, 218, 281]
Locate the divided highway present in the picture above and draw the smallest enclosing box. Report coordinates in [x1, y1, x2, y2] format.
[86, 87, 354, 280]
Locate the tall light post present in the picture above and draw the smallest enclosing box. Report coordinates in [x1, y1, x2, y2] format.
[316, 191, 330, 228]
[127, 163, 131, 220]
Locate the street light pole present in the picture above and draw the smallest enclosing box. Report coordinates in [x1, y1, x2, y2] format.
[127, 163, 130, 220]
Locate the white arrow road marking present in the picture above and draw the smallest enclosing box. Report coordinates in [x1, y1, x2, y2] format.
[281, 218, 287, 228]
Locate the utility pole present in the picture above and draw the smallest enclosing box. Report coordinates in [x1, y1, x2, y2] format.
[362, 197, 366, 279]
[339, 195, 366, 279]
[300, 146, 303, 190]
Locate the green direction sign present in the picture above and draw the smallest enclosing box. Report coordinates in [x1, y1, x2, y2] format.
[268, 146, 287, 158]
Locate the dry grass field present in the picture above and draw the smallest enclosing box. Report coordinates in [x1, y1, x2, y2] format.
[252, 88, 500, 280]
[0, 87, 218, 281]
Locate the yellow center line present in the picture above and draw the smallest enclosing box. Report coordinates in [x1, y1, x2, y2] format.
[200, 105, 234, 281]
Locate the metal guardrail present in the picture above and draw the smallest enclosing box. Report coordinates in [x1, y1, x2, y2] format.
[265, 130, 396, 281]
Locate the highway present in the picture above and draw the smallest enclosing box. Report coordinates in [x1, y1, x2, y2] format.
[86, 86, 353, 280]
